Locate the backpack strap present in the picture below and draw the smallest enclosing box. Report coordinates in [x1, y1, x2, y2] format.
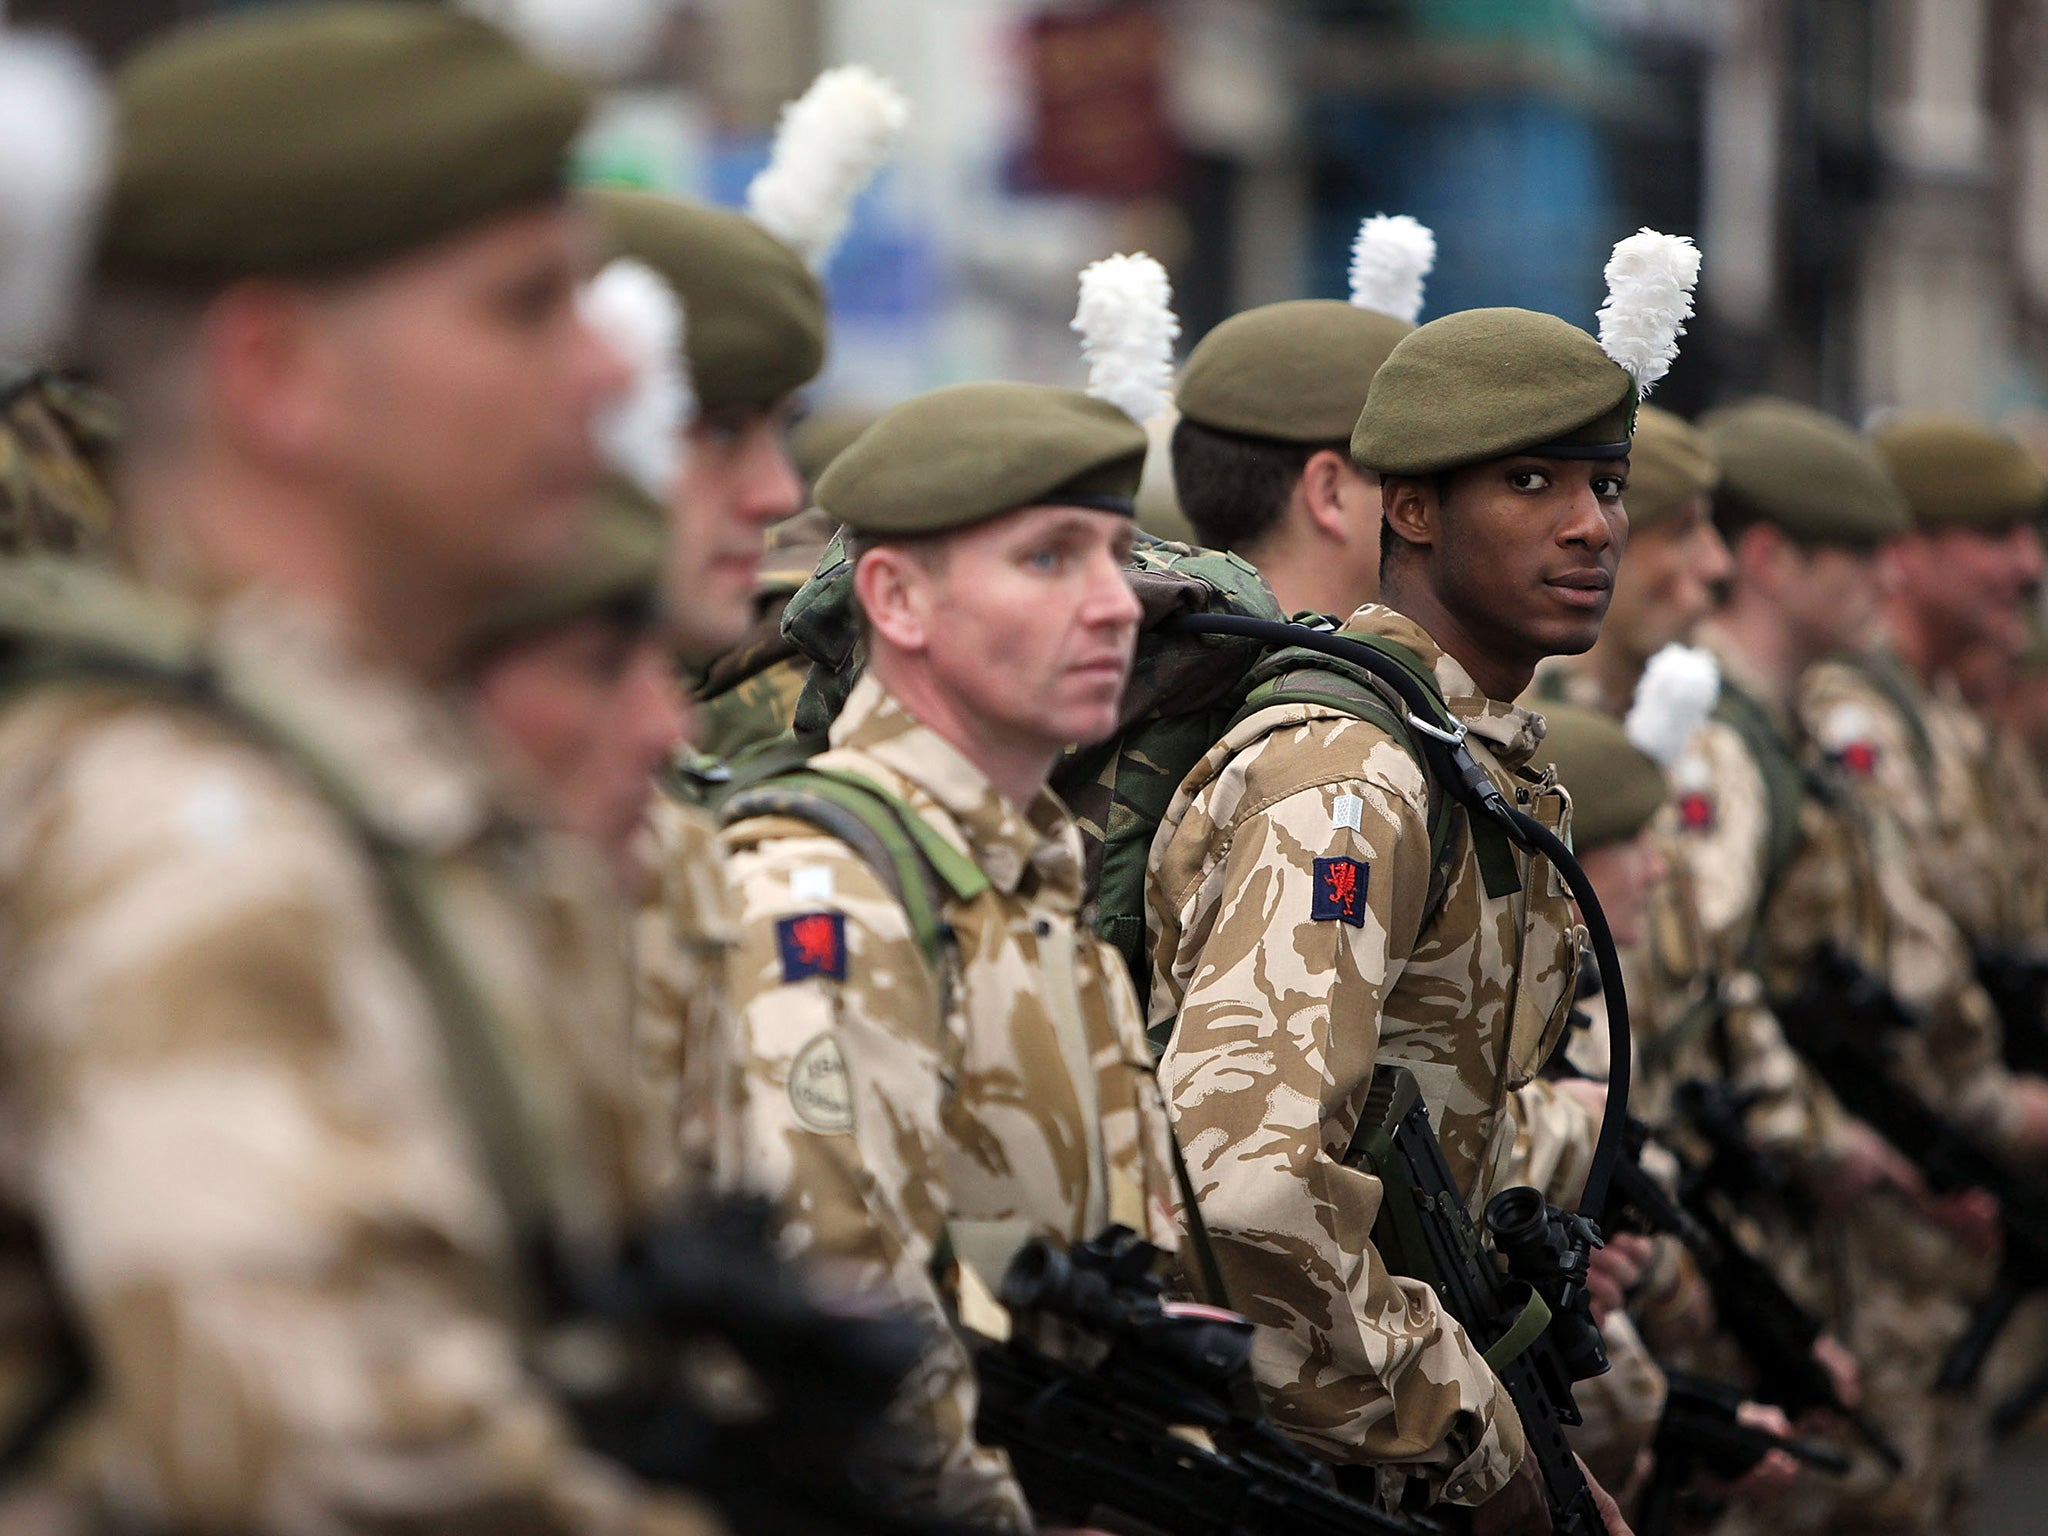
[1710, 680, 1810, 932]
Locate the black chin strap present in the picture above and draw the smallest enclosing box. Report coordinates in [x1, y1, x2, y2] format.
[1161, 612, 1632, 1224]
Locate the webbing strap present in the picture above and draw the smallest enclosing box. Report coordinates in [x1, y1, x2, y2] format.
[1483, 1288, 1554, 1373]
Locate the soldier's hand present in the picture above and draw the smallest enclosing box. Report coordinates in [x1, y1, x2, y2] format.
[2001, 1076, 2048, 1164]
[1818, 1121, 1925, 1206]
[1473, 1455, 1552, 1536]
[1811, 1332, 1862, 1407]
[1586, 1232, 1655, 1326]
[1721, 1404, 1801, 1500]
[1578, 1455, 1635, 1536]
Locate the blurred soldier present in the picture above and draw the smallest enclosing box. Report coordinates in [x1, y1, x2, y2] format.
[1681, 400, 1993, 1536]
[472, 480, 687, 889]
[1152, 230, 1701, 1533]
[711, 377, 1182, 1530]
[1170, 214, 1431, 614]
[0, 7, 733, 1531]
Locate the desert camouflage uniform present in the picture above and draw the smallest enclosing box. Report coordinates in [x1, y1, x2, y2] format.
[636, 789, 739, 1194]
[0, 369, 119, 560]
[693, 625, 809, 761]
[1678, 638, 1987, 1536]
[1148, 602, 1588, 1506]
[0, 579, 711, 1535]
[716, 674, 1182, 1533]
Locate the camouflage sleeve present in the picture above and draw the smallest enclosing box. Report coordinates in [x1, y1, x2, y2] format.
[713, 824, 1035, 1534]
[1504, 1078, 1599, 1209]
[0, 709, 708, 1536]
[1154, 750, 1524, 1505]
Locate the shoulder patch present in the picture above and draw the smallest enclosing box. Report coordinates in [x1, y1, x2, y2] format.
[1834, 739, 1880, 779]
[1676, 789, 1716, 833]
[788, 1031, 854, 1134]
[777, 911, 848, 982]
[1312, 855, 1369, 926]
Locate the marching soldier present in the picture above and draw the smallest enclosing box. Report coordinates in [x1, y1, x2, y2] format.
[1150, 231, 1700, 1531]
[0, 7, 719, 1530]
[710, 367, 1185, 1529]
[1170, 214, 1432, 614]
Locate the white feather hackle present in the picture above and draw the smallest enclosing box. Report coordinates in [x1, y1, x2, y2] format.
[1596, 228, 1701, 397]
[457, 0, 680, 77]
[1624, 643, 1720, 769]
[579, 258, 695, 502]
[746, 65, 909, 272]
[1073, 252, 1179, 426]
[1347, 214, 1435, 325]
[0, 32, 108, 362]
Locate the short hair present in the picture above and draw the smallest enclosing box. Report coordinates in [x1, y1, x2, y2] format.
[1711, 483, 1874, 554]
[1171, 415, 1341, 553]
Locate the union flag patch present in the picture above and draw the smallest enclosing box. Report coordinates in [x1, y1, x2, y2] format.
[778, 911, 847, 982]
[1312, 856, 1369, 926]
[1677, 790, 1716, 832]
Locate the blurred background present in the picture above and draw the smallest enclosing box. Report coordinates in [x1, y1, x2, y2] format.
[24, 0, 2048, 446]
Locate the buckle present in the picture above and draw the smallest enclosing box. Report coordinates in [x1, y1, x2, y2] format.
[1403, 712, 1468, 747]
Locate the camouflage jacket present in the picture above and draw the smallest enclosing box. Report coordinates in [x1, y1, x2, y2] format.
[715, 675, 1182, 1533]
[0, 370, 118, 560]
[0, 583, 709, 1536]
[1147, 602, 1587, 1504]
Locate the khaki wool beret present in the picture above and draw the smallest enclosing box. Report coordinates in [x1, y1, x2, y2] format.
[1351, 308, 1635, 477]
[102, 2, 588, 287]
[1178, 300, 1412, 444]
[472, 475, 664, 649]
[1700, 398, 1908, 547]
[1539, 704, 1667, 852]
[588, 187, 825, 414]
[816, 382, 1147, 537]
[791, 408, 881, 489]
[1872, 414, 2048, 531]
[1623, 404, 1719, 532]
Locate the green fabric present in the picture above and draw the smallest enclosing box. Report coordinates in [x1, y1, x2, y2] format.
[1350, 307, 1635, 476]
[1872, 414, 2048, 531]
[791, 409, 881, 489]
[1700, 398, 1909, 548]
[586, 187, 825, 414]
[1536, 704, 1667, 851]
[1710, 678, 1811, 942]
[1177, 300, 1411, 443]
[103, 2, 587, 286]
[1483, 1288, 1556, 1373]
[470, 475, 664, 650]
[814, 382, 1147, 536]
[1623, 403, 1719, 533]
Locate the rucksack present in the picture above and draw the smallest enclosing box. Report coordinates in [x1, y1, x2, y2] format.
[712, 532, 1467, 1024]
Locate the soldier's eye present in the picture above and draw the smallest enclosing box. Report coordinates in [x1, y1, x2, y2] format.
[1594, 475, 1626, 499]
[1509, 469, 1551, 493]
[1027, 547, 1065, 573]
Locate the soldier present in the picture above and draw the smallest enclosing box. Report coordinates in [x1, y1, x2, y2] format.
[1170, 214, 1432, 614]
[0, 367, 120, 559]
[1150, 231, 1702, 1532]
[1682, 399, 1995, 1536]
[710, 350, 1187, 1523]
[0, 7, 728, 1531]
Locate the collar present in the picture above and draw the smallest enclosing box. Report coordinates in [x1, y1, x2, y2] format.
[1697, 626, 1800, 737]
[828, 674, 1083, 902]
[1341, 603, 1549, 767]
[205, 590, 514, 854]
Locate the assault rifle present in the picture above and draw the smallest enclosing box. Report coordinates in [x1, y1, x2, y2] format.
[971, 1225, 1438, 1536]
[542, 1197, 970, 1536]
[1974, 946, 2048, 1077]
[1605, 1105, 1902, 1471]
[1635, 1372, 1850, 1536]
[1347, 1064, 1607, 1536]
[1773, 946, 2048, 1394]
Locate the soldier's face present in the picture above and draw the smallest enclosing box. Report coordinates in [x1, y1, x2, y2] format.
[305, 203, 627, 609]
[475, 615, 687, 888]
[668, 402, 804, 664]
[1575, 831, 1665, 948]
[1411, 455, 1628, 664]
[864, 505, 1142, 762]
[1782, 541, 1885, 658]
[1893, 522, 2045, 660]
[1603, 494, 1731, 662]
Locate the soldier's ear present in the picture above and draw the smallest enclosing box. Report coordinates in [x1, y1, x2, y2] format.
[1381, 475, 1437, 552]
[851, 544, 934, 654]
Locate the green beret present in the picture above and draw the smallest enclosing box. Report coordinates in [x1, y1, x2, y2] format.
[1700, 398, 1908, 548]
[1178, 300, 1411, 444]
[473, 476, 664, 649]
[816, 382, 1146, 537]
[1540, 705, 1667, 852]
[791, 408, 881, 488]
[1872, 414, 2048, 531]
[758, 504, 837, 593]
[587, 187, 825, 414]
[1624, 404, 1719, 532]
[1351, 308, 1634, 476]
[103, 2, 587, 286]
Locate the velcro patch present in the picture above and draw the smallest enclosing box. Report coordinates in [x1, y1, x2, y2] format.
[778, 911, 847, 982]
[1312, 856, 1369, 926]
